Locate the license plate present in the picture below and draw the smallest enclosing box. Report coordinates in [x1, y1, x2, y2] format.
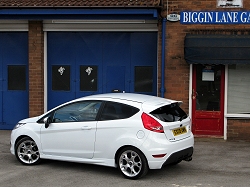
[172, 126, 187, 136]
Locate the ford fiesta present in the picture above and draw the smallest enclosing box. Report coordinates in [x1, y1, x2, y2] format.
[10, 93, 194, 179]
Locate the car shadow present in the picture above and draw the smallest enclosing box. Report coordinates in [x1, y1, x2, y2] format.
[41, 159, 121, 177]
[39, 159, 188, 180]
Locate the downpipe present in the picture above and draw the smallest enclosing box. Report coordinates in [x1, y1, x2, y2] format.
[160, 18, 167, 98]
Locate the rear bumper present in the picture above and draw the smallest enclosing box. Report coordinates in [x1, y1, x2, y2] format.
[147, 146, 194, 169]
[163, 147, 193, 165]
[142, 133, 194, 169]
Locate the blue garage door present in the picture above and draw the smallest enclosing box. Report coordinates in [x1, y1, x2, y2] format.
[0, 32, 28, 130]
[48, 32, 157, 110]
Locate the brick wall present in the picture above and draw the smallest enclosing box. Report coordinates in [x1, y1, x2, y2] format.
[28, 21, 44, 117]
[228, 119, 250, 141]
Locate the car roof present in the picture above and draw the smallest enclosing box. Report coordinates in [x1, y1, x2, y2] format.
[80, 93, 173, 101]
[76, 93, 180, 109]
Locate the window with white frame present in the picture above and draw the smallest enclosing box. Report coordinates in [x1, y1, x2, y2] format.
[217, 0, 243, 8]
[227, 64, 250, 114]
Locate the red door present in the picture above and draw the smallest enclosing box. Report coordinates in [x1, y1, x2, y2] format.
[192, 64, 225, 136]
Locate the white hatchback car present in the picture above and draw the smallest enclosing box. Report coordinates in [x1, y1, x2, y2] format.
[10, 93, 194, 179]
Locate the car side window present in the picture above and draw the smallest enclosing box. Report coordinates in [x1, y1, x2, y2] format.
[100, 101, 139, 121]
[52, 101, 102, 123]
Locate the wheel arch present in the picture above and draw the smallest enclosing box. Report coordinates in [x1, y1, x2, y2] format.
[14, 135, 31, 149]
[14, 132, 41, 154]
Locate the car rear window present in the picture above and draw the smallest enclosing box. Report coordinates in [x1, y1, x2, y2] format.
[150, 103, 187, 122]
[99, 101, 139, 121]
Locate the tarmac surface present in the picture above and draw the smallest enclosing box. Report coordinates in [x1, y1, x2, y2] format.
[0, 130, 250, 187]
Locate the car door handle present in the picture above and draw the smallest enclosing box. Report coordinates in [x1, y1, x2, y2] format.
[81, 126, 92, 130]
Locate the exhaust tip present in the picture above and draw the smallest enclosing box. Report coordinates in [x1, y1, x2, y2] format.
[184, 156, 192, 162]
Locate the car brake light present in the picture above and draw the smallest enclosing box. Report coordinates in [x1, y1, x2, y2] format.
[141, 113, 164, 133]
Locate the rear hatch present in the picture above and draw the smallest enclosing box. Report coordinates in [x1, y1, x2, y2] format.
[148, 102, 192, 142]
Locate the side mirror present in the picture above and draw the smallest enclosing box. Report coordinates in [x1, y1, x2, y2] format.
[44, 117, 52, 128]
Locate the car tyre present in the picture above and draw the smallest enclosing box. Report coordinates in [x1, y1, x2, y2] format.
[15, 137, 41, 165]
[118, 147, 148, 179]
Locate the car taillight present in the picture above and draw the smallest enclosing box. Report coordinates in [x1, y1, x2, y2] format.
[141, 113, 164, 133]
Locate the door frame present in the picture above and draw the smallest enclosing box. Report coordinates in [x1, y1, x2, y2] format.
[189, 64, 226, 138]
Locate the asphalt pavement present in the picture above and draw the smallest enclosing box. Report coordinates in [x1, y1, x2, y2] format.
[0, 130, 250, 187]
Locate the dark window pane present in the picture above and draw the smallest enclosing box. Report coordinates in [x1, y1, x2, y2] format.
[100, 101, 139, 121]
[80, 66, 98, 91]
[8, 65, 26, 90]
[196, 65, 221, 111]
[150, 103, 187, 122]
[135, 66, 153, 92]
[52, 65, 70, 91]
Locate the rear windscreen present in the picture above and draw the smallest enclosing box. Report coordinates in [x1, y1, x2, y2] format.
[150, 103, 187, 122]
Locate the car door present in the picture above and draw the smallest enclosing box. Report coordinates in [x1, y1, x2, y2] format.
[40, 100, 102, 159]
[94, 101, 140, 159]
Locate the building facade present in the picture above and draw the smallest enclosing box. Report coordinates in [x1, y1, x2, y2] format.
[0, 0, 250, 141]
[165, 0, 250, 141]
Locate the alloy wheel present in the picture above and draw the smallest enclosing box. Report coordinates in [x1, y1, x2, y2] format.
[16, 138, 40, 165]
[118, 147, 148, 179]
